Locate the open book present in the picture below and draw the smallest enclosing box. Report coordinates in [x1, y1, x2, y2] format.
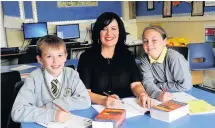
[92, 92, 198, 119]
[93, 98, 161, 118]
[37, 114, 92, 128]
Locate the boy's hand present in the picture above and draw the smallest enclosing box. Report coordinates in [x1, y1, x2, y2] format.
[158, 92, 173, 102]
[105, 94, 121, 108]
[55, 110, 71, 122]
[138, 92, 154, 108]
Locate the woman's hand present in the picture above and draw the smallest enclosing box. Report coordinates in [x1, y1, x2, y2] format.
[105, 94, 121, 108]
[138, 92, 154, 108]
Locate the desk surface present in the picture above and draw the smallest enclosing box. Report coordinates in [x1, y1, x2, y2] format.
[1, 59, 79, 74]
[21, 87, 215, 128]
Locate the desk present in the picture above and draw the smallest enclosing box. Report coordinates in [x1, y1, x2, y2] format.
[126, 43, 143, 58]
[67, 44, 91, 59]
[1, 52, 26, 66]
[21, 87, 215, 128]
[1, 59, 79, 74]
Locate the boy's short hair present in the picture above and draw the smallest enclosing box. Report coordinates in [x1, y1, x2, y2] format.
[36, 35, 67, 57]
[142, 26, 167, 40]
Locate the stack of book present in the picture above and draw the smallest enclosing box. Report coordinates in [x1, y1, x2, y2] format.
[150, 100, 189, 122]
[92, 108, 126, 128]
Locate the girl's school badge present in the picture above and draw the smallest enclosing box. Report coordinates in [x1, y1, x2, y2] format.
[64, 88, 72, 97]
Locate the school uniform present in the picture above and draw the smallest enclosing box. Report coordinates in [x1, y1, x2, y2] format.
[11, 67, 91, 123]
[140, 47, 192, 99]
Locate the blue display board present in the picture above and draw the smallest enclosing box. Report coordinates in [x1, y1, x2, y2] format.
[2, 1, 20, 17]
[24, 1, 33, 19]
[36, 1, 121, 22]
[136, 1, 215, 16]
[2, 1, 122, 22]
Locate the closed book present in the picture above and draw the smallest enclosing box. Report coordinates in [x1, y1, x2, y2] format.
[150, 100, 189, 122]
[92, 108, 126, 128]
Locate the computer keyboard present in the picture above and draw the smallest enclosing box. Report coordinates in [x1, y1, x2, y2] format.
[1, 47, 20, 55]
[66, 42, 81, 48]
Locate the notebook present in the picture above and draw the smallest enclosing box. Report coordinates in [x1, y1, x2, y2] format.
[188, 100, 215, 115]
[37, 114, 92, 128]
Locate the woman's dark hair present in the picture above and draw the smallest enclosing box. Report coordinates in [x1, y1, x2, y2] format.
[92, 12, 126, 50]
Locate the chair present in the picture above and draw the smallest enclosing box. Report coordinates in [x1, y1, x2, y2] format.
[66, 64, 75, 70]
[188, 43, 215, 89]
[1, 71, 21, 128]
[188, 43, 215, 70]
[168, 46, 188, 60]
[6, 81, 24, 128]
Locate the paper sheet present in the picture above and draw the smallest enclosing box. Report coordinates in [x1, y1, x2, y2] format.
[21, 73, 30, 79]
[171, 92, 198, 103]
[37, 114, 92, 128]
[10, 65, 36, 71]
[188, 100, 215, 115]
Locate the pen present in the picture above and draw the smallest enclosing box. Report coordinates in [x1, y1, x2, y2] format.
[162, 88, 167, 92]
[52, 102, 70, 113]
[103, 92, 145, 113]
[103, 92, 124, 104]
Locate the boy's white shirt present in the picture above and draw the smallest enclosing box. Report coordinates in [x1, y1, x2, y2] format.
[44, 69, 63, 90]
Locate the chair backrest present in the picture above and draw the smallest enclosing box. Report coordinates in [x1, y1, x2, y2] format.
[168, 46, 188, 60]
[188, 43, 215, 70]
[66, 65, 75, 70]
[1, 71, 21, 128]
[6, 81, 24, 128]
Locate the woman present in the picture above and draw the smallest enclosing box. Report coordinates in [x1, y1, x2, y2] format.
[78, 12, 153, 108]
[140, 26, 192, 102]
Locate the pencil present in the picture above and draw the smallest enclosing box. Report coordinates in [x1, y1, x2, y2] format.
[53, 102, 70, 113]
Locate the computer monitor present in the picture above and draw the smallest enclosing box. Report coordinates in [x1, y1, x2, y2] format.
[56, 24, 80, 40]
[23, 22, 48, 39]
[91, 23, 94, 31]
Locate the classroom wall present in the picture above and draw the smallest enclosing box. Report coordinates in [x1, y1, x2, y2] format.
[2, 1, 129, 47]
[136, 1, 215, 43]
[136, 21, 215, 43]
[2, 1, 215, 46]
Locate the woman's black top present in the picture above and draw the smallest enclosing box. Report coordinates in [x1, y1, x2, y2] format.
[77, 46, 142, 98]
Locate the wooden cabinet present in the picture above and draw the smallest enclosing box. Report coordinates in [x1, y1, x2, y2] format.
[192, 71, 203, 85]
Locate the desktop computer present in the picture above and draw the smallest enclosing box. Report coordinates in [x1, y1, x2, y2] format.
[23, 22, 48, 46]
[56, 24, 82, 48]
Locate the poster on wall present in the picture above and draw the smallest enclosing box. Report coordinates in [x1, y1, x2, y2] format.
[191, 1, 204, 16]
[57, 1, 98, 7]
[205, 26, 215, 43]
[205, 1, 215, 7]
[163, 1, 172, 18]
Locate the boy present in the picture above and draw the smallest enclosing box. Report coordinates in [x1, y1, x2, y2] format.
[11, 35, 91, 123]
